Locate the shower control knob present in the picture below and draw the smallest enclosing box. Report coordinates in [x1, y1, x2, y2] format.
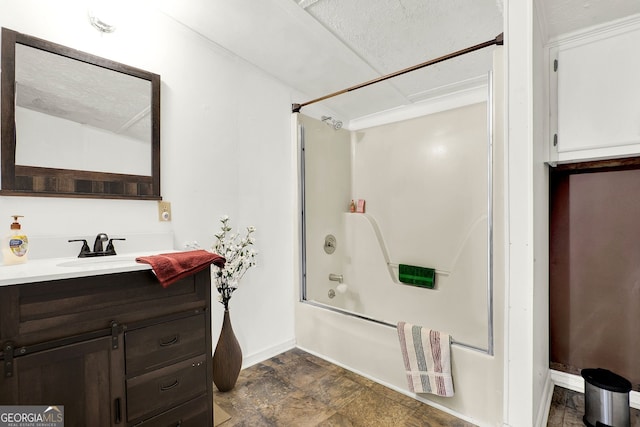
[323, 234, 336, 254]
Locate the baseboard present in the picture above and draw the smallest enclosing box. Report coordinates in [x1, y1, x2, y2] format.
[551, 369, 640, 409]
[550, 369, 583, 392]
[240, 339, 296, 369]
[535, 370, 554, 427]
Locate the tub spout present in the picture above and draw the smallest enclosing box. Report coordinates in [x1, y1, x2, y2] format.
[328, 273, 343, 283]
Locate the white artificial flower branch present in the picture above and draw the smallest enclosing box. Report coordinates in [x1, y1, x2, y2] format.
[211, 215, 257, 310]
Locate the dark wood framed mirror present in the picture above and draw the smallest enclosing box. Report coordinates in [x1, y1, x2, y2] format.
[1, 27, 161, 199]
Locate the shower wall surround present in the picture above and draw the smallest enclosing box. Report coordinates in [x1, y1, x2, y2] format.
[301, 103, 490, 350]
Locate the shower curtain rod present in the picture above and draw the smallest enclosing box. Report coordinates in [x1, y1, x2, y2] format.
[292, 33, 503, 113]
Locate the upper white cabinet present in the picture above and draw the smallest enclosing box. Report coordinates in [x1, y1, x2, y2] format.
[549, 18, 640, 164]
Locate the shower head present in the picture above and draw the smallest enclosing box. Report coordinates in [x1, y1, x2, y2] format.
[321, 115, 343, 130]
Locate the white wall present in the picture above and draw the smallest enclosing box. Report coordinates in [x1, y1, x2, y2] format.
[0, 0, 295, 364]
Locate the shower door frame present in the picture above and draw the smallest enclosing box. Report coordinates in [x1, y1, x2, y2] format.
[297, 73, 495, 356]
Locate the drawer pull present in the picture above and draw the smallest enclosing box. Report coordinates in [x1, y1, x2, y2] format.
[114, 397, 122, 424]
[159, 335, 179, 347]
[160, 379, 179, 391]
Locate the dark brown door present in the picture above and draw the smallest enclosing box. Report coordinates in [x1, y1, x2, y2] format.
[10, 336, 124, 427]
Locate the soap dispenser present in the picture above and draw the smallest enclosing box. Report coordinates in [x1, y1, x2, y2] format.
[2, 215, 29, 265]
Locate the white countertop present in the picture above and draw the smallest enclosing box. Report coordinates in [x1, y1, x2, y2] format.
[0, 251, 174, 286]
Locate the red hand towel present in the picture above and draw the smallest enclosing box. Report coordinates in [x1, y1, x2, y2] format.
[136, 250, 226, 288]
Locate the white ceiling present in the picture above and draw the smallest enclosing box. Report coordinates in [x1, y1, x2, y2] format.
[159, 0, 640, 122]
[538, 0, 640, 40]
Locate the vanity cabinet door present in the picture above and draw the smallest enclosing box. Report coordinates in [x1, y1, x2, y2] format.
[6, 336, 125, 427]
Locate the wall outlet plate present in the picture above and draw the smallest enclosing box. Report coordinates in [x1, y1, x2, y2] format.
[158, 201, 171, 221]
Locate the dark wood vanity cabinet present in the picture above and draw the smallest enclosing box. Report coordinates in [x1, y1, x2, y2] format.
[0, 269, 214, 427]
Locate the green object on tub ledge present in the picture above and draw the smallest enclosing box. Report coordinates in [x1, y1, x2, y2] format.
[398, 264, 436, 289]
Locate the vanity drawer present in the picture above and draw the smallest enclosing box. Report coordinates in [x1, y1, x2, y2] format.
[0, 269, 210, 347]
[131, 395, 211, 427]
[127, 354, 207, 422]
[125, 313, 207, 374]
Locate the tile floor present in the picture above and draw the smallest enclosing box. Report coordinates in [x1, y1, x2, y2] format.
[213, 348, 475, 426]
[547, 386, 640, 427]
[214, 348, 640, 426]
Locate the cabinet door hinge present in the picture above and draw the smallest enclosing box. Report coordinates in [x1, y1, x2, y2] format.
[111, 321, 123, 350]
[553, 134, 558, 147]
[3, 342, 14, 378]
[554, 59, 558, 72]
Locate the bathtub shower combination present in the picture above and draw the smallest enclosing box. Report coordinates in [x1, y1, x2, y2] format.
[294, 35, 503, 358]
[297, 90, 495, 355]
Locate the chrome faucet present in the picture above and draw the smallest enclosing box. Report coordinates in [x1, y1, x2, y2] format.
[68, 233, 126, 258]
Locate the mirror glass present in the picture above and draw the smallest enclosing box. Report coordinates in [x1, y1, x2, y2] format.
[15, 44, 152, 176]
[1, 27, 161, 199]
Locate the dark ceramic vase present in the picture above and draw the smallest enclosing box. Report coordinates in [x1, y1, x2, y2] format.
[212, 310, 243, 392]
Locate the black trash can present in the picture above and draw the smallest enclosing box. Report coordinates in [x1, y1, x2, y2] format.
[581, 368, 632, 427]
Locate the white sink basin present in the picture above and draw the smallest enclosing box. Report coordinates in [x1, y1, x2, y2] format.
[57, 255, 138, 267]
